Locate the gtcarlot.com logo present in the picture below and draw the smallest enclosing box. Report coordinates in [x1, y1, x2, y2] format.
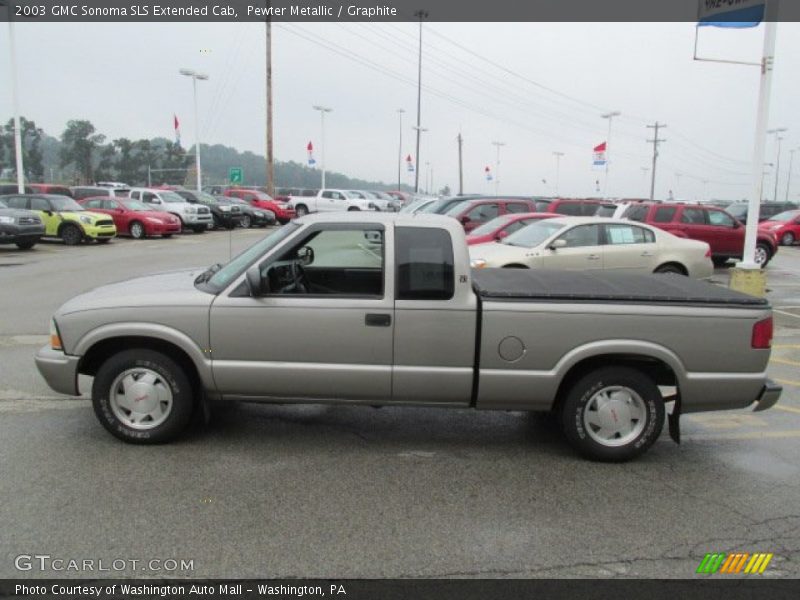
[696, 552, 773, 575]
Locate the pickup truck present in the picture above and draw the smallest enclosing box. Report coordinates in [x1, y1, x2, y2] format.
[288, 189, 376, 216]
[34, 213, 781, 461]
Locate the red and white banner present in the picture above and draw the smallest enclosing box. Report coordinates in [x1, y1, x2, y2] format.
[593, 141, 607, 168]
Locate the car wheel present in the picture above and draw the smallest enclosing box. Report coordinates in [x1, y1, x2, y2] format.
[347, 207, 361, 212]
[92, 349, 196, 444]
[240, 215, 252, 229]
[781, 232, 795, 246]
[15, 240, 37, 250]
[96, 238, 111, 244]
[502, 264, 529, 269]
[295, 204, 309, 217]
[129, 221, 146, 239]
[162, 234, 173, 239]
[560, 366, 665, 462]
[755, 243, 772, 268]
[192, 226, 206, 234]
[60, 224, 83, 246]
[654, 263, 686, 275]
[712, 257, 729, 268]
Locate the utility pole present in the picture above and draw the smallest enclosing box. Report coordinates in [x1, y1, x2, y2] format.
[265, 9, 275, 196]
[767, 128, 787, 202]
[646, 122, 667, 201]
[312, 105, 332, 189]
[396, 108, 405, 190]
[553, 152, 565, 196]
[179, 69, 209, 192]
[457, 132, 463, 196]
[8, 18, 25, 193]
[413, 9, 428, 193]
[601, 111, 621, 198]
[492, 141, 505, 196]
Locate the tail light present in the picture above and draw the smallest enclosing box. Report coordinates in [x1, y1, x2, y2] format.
[705, 247, 711, 258]
[752, 317, 773, 349]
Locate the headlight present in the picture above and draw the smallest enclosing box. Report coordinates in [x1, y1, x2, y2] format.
[470, 258, 488, 269]
[254, 211, 264, 217]
[79, 215, 92, 224]
[50, 319, 63, 351]
[186, 205, 198, 213]
[0, 216, 14, 224]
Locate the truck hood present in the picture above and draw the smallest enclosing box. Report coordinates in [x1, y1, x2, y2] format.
[56, 268, 215, 316]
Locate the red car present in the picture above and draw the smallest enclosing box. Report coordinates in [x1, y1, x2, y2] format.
[445, 198, 539, 232]
[224, 188, 295, 223]
[623, 202, 778, 267]
[78, 196, 182, 239]
[759, 210, 800, 246]
[466, 212, 559, 245]
[28, 183, 74, 197]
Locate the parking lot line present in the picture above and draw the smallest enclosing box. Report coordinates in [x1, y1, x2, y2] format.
[770, 357, 800, 367]
[775, 378, 800, 388]
[681, 429, 800, 442]
[774, 309, 800, 319]
[775, 405, 800, 416]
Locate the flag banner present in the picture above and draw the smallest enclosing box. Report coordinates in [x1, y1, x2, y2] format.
[485, 166, 493, 182]
[406, 154, 414, 173]
[593, 141, 607, 168]
[173, 114, 181, 147]
[698, 0, 765, 28]
[307, 141, 316, 167]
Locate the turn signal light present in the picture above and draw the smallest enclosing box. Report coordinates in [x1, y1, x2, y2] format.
[50, 319, 63, 351]
[751, 317, 773, 349]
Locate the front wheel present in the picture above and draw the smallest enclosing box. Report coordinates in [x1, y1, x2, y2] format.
[755, 243, 772, 268]
[15, 240, 37, 250]
[96, 238, 111, 244]
[781, 232, 795, 246]
[560, 366, 665, 462]
[129, 220, 146, 239]
[60, 224, 83, 246]
[92, 349, 196, 444]
[191, 226, 206, 234]
[240, 215, 252, 229]
[295, 204, 309, 217]
[347, 207, 361, 212]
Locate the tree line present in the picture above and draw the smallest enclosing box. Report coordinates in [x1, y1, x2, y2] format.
[0, 117, 411, 192]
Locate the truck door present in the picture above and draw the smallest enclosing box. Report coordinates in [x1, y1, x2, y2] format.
[392, 225, 477, 405]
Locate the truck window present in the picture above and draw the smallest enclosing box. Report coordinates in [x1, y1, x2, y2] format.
[653, 206, 676, 223]
[624, 204, 649, 222]
[395, 227, 455, 301]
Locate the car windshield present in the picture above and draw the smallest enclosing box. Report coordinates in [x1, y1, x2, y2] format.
[768, 211, 799, 222]
[203, 224, 300, 292]
[120, 200, 151, 212]
[49, 196, 84, 211]
[502, 220, 565, 248]
[727, 204, 747, 218]
[0, 200, 7, 209]
[195, 192, 218, 205]
[160, 191, 187, 203]
[470, 215, 516, 236]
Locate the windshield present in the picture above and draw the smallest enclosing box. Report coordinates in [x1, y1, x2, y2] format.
[0, 200, 7, 209]
[120, 200, 151, 212]
[160, 191, 187, 203]
[502, 220, 565, 248]
[194, 192, 218, 205]
[767, 211, 799, 222]
[726, 204, 747, 218]
[49, 196, 84, 211]
[470, 215, 516, 236]
[203, 224, 300, 292]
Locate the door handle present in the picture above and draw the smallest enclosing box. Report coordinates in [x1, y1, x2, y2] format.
[587, 255, 601, 261]
[365, 313, 392, 327]
[641, 252, 654, 257]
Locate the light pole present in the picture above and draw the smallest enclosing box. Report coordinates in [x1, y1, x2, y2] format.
[761, 162, 774, 199]
[313, 105, 333, 189]
[767, 127, 788, 202]
[601, 111, 621, 198]
[7, 19, 25, 192]
[491, 141, 505, 196]
[413, 10, 428, 193]
[179, 68, 209, 192]
[412, 125, 427, 192]
[787, 148, 799, 202]
[396, 108, 405, 190]
[553, 152, 565, 196]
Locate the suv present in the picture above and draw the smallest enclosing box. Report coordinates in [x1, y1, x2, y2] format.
[0, 198, 45, 250]
[540, 198, 620, 216]
[726, 201, 799, 224]
[444, 198, 538, 232]
[225, 188, 295, 223]
[71, 186, 130, 201]
[128, 188, 213, 233]
[623, 202, 778, 267]
[28, 184, 74, 197]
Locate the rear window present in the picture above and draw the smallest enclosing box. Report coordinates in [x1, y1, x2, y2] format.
[395, 227, 454, 301]
[553, 201, 583, 216]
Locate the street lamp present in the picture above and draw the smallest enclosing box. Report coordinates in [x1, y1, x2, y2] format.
[179, 68, 209, 192]
[7, 18, 25, 192]
[396, 108, 405, 190]
[412, 125, 428, 190]
[312, 105, 333, 189]
[767, 127, 788, 202]
[491, 141, 505, 196]
[553, 152, 565, 196]
[601, 111, 621, 198]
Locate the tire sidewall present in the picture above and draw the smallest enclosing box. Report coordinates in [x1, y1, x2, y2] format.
[61, 224, 82, 245]
[781, 232, 795, 246]
[130, 221, 145, 239]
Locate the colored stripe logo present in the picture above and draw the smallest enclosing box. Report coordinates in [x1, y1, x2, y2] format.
[697, 553, 773, 574]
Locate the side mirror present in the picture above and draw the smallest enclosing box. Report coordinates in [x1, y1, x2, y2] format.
[297, 246, 315, 266]
[549, 239, 568, 250]
[733, 220, 742, 229]
[246, 266, 268, 296]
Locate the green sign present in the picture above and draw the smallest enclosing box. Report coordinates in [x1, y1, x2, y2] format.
[229, 167, 243, 184]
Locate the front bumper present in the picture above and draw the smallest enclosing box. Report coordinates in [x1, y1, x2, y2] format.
[147, 220, 182, 235]
[753, 379, 782, 412]
[0, 223, 45, 244]
[83, 223, 117, 239]
[183, 213, 214, 225]
[34, 345, 81, 396]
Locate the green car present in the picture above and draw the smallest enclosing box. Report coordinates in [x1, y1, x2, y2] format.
[0, 194, 117, 245]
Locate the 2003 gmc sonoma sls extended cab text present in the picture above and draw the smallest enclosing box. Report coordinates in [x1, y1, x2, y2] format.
[35, 213, 782, 461]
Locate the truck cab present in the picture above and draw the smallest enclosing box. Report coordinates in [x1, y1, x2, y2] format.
[289, 189, 376, 216]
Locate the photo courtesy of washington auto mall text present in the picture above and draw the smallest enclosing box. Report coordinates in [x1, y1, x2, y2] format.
[1, 0, 800, 598]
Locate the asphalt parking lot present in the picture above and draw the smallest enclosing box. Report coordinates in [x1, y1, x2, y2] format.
[1, 230, 799, 579]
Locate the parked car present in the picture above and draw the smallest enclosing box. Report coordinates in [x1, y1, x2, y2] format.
[726, 201, 798, 224]
[0, 198, 45, 250]
[28, 184, 74, 197]
[398, 198, 438, 214]
[758, 210, 800, 246]
[71, 185, 130, 201]
[224, 188, 295, 223]
[421, 195, 478, 215]
[35, 213, 780, 462]
[174, 190, 243, 230]
[623, 202, 778, 267]
[0, 184, 34, 195]
[215, 196, 275, 228]
[371, 191, 402, 211]
[77, 197, 181, 239]
[348, 190, 398, 212]
[466, 212, 559, 245]
[128, 188, 213, 233]
[540, 198, 618, 216]
[469, 217, 712, 278]
[286, 189, 374, 216]
[0, 193, 116, 245]
[445, 198, 539, 232]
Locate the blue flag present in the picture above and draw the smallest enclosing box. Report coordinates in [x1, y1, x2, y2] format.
[698, 1, 765, 28]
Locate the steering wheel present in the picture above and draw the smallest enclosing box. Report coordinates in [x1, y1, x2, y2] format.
[277, 260, 309, 294]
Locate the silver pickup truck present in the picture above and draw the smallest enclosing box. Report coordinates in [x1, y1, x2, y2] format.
[35, 213, 781, 461]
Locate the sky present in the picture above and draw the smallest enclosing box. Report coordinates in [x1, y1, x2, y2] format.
[1, 20, 799, 201]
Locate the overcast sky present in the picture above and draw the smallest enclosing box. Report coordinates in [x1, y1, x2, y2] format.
[1, 21, 798, 200]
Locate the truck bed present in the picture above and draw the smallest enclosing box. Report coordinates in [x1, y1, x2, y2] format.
[472, 269, 767, 308]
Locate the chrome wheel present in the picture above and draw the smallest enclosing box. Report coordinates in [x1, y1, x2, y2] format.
[240, 215, 252, 229]
[109, 368, 173, 430]
[130, 221, 145, 239]
[754, 245, 769, 267]
[583, 386, 646, 448]
[295, 205, 308, 217]
[781, 232, 795, 246]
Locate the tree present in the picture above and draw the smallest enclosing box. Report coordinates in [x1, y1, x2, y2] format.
[112, 138, 137, 184]
[60, 120, 105, 183]
[0, 117, 44, 181]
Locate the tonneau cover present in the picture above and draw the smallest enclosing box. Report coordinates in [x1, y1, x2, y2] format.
[472, 269, 768, 307]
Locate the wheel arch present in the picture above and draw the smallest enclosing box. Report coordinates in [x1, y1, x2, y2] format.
[653, 261, 688, 275]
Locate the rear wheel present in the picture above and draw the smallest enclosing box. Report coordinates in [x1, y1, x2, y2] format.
[129, 220, 146, 239]
[60, 224, 83, 246]
[15, 240, 37, 250]
[654, 263, 686, 275]
[781, 232, 795, 246]
[240, 215, 252, 229]
[347, 207, 360, 212]
[162, 234, 173, 239]
[295, 204, 309, 217]
[712, 257, 729, 268]
[92, 349, 196, 444]
[560, 366, 665, 462]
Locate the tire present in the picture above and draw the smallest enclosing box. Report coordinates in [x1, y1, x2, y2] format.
[295, 204, 309, 217]
[191, 226, 206, 234]
[60, 223, 83, 246]
[15, 240, 37, 250]
[654, 263, 686, 275]
[347, 207, 360, 212]
[92, 349, 196, 444]
[96, 238, 111, 244]
[712, 257, 729, 268]
[755, 242, 772, 268]
[129, 221, 145, 239]
[502, 264, 529, 269]
[781, 232, 795, 246]
[240, 215, 252, 229]
[162, 234, 173, 239]
[560, 366, 665, 462]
